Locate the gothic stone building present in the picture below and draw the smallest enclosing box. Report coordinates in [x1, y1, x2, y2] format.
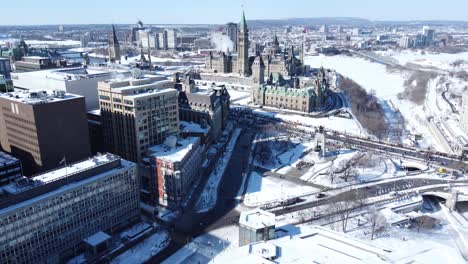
[252, 68, 330, 113]
[205, 12, 305, 83]
[178, 75, 230, 139]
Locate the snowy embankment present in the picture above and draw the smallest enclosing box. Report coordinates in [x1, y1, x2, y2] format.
[196, 128, 242, 213]
[252, 108, 364, 135]
[305, 53, 468, 152]
[111, 230, 170, 264]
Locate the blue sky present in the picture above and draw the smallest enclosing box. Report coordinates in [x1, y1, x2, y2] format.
[1, 0, 468, 25]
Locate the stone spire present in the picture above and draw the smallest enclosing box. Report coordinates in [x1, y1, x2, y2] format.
[237, 10, 249, 76]
[240, 10, 247, 32]
[108, 25, 121, 62]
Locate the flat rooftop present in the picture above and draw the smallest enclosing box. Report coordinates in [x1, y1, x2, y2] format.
[11, 66, 131, 83]
[99, 75, 175, 97]
[215, 226, 391, 264]
[2, 154, 119, 195]
[0, 151, 19, 167]
[147, 137, 199, 163]
[0, 89, 82, 105]
[0, 153, 133, 214]
[180, 121, 210, 134]
[239, 209, 276, 229]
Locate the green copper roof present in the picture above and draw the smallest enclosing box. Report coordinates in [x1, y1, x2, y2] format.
[258, 85, 315, 98]
[240, 11, 247, 30]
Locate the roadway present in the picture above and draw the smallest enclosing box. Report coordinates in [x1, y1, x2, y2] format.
[148, 127, 255, 263]
[233, 110, 468, 172]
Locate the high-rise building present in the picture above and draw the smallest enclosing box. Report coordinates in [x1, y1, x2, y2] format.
[131, 20, 146, 43]
[0, 153, 140, 263]
[166, 29, 177, 50]
[226, 22, 238, 52]
[399, 37, 414, 49]
[0, 58, 11, 79]
[0, 90, 91, 175]
[98, 76, 178, 162]
[319, 24, 328, 34]
[352, 28, 361, 36]
[108, 25, 121, 62]
[80, 32, 90, 47]
[238, 11, 249, 76]
[422, 26, 435, 46]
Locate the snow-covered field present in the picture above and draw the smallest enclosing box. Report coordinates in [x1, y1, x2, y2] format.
[228, 89, 251, 105]
[253, 108, 364, 135]
[243, 171, 317, 207]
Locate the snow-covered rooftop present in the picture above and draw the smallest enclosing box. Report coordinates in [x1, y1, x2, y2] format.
[214, 226, 390, 264]
[0, 154, 133, 215]
[0, 152, 19, 167]
[180, 121, 210, 134]
[84, 231, 111, 247]
[0, 89, 81, 105]
[239, 209, 276, 229]
[33, 154, 116, 184]
[147, 137, 199, 163]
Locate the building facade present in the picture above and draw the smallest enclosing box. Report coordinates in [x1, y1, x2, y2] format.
[98, 76, 178, 162]
[206, 12, 305, 82]
[0, 90, 91, 175]
[0, 58, 11, 79]
[178, 75, 230, 139]
[251, 67, 329, 112]
[239, 209, 276, 246]
[0, 153, 139, 264]
[141, 136, 203, 208]
[14, 56, 57, 72]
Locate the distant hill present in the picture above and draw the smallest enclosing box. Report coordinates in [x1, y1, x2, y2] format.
[247, 17, 468, 28]
[248, 17, 370, 27]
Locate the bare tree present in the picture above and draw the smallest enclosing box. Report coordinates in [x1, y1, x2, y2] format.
[366, 206, 387, 240]
[328, 192, 359, 232]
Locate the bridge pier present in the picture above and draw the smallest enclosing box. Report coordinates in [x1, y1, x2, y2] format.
[447, 189, 459, 211]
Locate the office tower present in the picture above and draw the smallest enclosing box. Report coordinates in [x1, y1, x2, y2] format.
[319, 24, 328, 34]
[0, 90, 91, 175]
[166, 29, 177, 49]
[98, 76, 178, 162]
[399, 36, 414, 48]
[422, 26, 435, 46]
[80, 32, 90, 47]
[226, 22, 238, 52]
[0, 58, 11, 79]
[0, 153, 140, 263]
